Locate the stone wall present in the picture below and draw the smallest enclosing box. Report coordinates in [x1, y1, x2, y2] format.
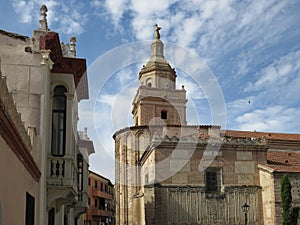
[154, 137, 268, 187]
[150, 185, 262, 225]
[259, 168, 276, 225]
[114, 126, 269, 225]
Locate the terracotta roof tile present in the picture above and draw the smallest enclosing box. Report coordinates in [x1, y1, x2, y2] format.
[264, 151, 300, 172]
[223, 130, 300, 141]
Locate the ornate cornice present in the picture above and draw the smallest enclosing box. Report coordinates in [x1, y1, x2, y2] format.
[151, 133, 268, 146]
[39, 32, 88, 100]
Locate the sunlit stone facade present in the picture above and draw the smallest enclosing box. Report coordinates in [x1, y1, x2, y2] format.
[114, 26, 300, 225]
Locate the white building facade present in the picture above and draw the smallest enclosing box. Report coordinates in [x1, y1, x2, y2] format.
[0, 5, 94, 225]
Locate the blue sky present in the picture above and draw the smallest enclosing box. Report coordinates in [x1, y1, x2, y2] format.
[1, 0, 300, 181]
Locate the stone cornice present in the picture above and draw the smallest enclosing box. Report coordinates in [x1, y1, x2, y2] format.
[0, 77, 41, 181]
[138, 62, 176, 79]
[257, 164, 275, 173]
[113, 124, 221, 138]
[152, 133, 268, 146]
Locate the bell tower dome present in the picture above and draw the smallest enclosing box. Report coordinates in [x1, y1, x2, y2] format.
[132, 25, 188, 126]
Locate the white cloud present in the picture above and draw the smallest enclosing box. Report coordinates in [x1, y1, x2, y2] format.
[78, 80, 137, 181]
[12, 0, 34, 23]
[90, 0, 102, 7]
[100, 0, 298, 84]
[12, 0, 87, 35]
[93, 73, 137, 135]
[234, 105, 300, 133]
[245, 49, 300, 106]
[115, 66, 139, 87]
[103, 0, 129, 27]
[177, 75, 205, 100]
[227, 97, 254, 116]
[78, 99, 118, 180]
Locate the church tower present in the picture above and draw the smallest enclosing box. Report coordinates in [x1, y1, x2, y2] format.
[132, 25, 188, 126]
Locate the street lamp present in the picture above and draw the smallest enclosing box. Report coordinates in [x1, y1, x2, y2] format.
[242, 202, 250, 225]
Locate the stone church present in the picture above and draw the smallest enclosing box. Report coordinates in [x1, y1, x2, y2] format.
[114, 26, 300, 225]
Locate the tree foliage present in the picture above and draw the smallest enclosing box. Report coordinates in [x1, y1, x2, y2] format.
[281, 173, 292, 225]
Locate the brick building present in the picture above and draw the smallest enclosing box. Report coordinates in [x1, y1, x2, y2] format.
[113, 26, 300, 224]
[85, 171, 115, 225]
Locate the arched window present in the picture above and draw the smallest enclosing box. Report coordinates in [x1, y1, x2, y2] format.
[146, 78, 152, 87]
[51, 85, 67, 156]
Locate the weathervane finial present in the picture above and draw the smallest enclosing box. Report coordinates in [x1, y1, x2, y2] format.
[154, 24, 161, 39]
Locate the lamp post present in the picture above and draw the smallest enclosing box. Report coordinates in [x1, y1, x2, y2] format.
[242, 202, 250, 225]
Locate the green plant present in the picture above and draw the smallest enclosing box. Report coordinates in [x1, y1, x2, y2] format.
[281, 173, 292, 225]
[291, 207, 299, 225]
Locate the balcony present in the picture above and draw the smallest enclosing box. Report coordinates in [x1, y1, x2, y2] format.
[73, 191, 89, 218]
[47, 155, 78, 206]
[91, 187, 113, 199]
[90, 207, 113, 217]
[47, 156, 77, 187]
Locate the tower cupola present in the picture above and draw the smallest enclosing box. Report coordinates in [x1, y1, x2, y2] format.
[138, 24, 177, 89]
[132, 25, 188, 126]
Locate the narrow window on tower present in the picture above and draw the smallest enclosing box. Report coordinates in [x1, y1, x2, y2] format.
[161, 110, 167, 119]
[51, 85, 67, 156]
[145, 173, 149, 184]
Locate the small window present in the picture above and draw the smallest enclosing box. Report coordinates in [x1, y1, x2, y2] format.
[205, 169, 221, 192]
[88, 178, 91, 186]
[161, 110, 167, 119]
[94, 180, 97, 188]
[99, 198, 105, 210]
[100, 183, 103, 191]
[88, 198, 90, 205]
[77, 154, 83, 191]
[105, 185, 108, 192]
[95, 199, 98, 208]
[26, 192, 35, 225]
